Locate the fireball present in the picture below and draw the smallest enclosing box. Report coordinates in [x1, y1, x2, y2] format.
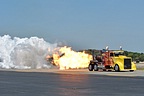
[50, 46, 92, 70]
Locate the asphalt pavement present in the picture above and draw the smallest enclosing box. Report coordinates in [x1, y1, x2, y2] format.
[0, 70, 144, 96]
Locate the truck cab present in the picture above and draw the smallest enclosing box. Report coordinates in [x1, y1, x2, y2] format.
[109, 50, 136, 71]
[88, 47, 137, 72]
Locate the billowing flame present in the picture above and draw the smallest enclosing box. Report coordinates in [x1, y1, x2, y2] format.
[48, 46, 92, 70]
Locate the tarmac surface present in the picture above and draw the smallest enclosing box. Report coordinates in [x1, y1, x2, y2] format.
[0, 69, 144, 96]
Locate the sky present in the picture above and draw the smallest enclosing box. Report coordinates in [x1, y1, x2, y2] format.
[0, 0, 144, 52]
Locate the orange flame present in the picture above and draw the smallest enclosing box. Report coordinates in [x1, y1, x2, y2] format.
[51, 46, 92, 70]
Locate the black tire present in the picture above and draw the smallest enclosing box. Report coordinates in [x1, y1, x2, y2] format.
[114, 64, 120, 72]
[130, 70, 134, 72]
[94, 64, 98, 71]
[88, 64, 94, 71]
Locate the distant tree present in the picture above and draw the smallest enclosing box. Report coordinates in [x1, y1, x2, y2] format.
[139, 54, 144, 62]
[124, 51, 128, 56]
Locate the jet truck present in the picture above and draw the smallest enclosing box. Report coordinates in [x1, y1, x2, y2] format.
[88, 46, 137, 72]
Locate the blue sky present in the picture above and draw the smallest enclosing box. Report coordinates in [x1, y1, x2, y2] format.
[0, 0, 144, 52]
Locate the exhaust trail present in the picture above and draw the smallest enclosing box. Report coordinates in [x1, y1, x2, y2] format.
[0, 35, 58, 69]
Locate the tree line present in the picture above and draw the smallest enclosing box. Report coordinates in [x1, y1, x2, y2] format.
[124, 51, 144, 62]
[79, 49, 144, 62]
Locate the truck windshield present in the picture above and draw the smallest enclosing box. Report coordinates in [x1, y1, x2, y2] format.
[114, 52, 124, 56]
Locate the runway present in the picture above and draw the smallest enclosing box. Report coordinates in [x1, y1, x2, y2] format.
[0, 69, 144, 96]
[2, 68, 144, 77]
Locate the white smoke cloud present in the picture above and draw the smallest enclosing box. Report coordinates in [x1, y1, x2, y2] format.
[0, 35, 58, 69]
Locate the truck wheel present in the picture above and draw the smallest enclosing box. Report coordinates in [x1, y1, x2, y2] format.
[94, 64, 98, 71]
[88, 64, 93, 71]
[130, 70, 134, 72]
[114, 64, 120, 72]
